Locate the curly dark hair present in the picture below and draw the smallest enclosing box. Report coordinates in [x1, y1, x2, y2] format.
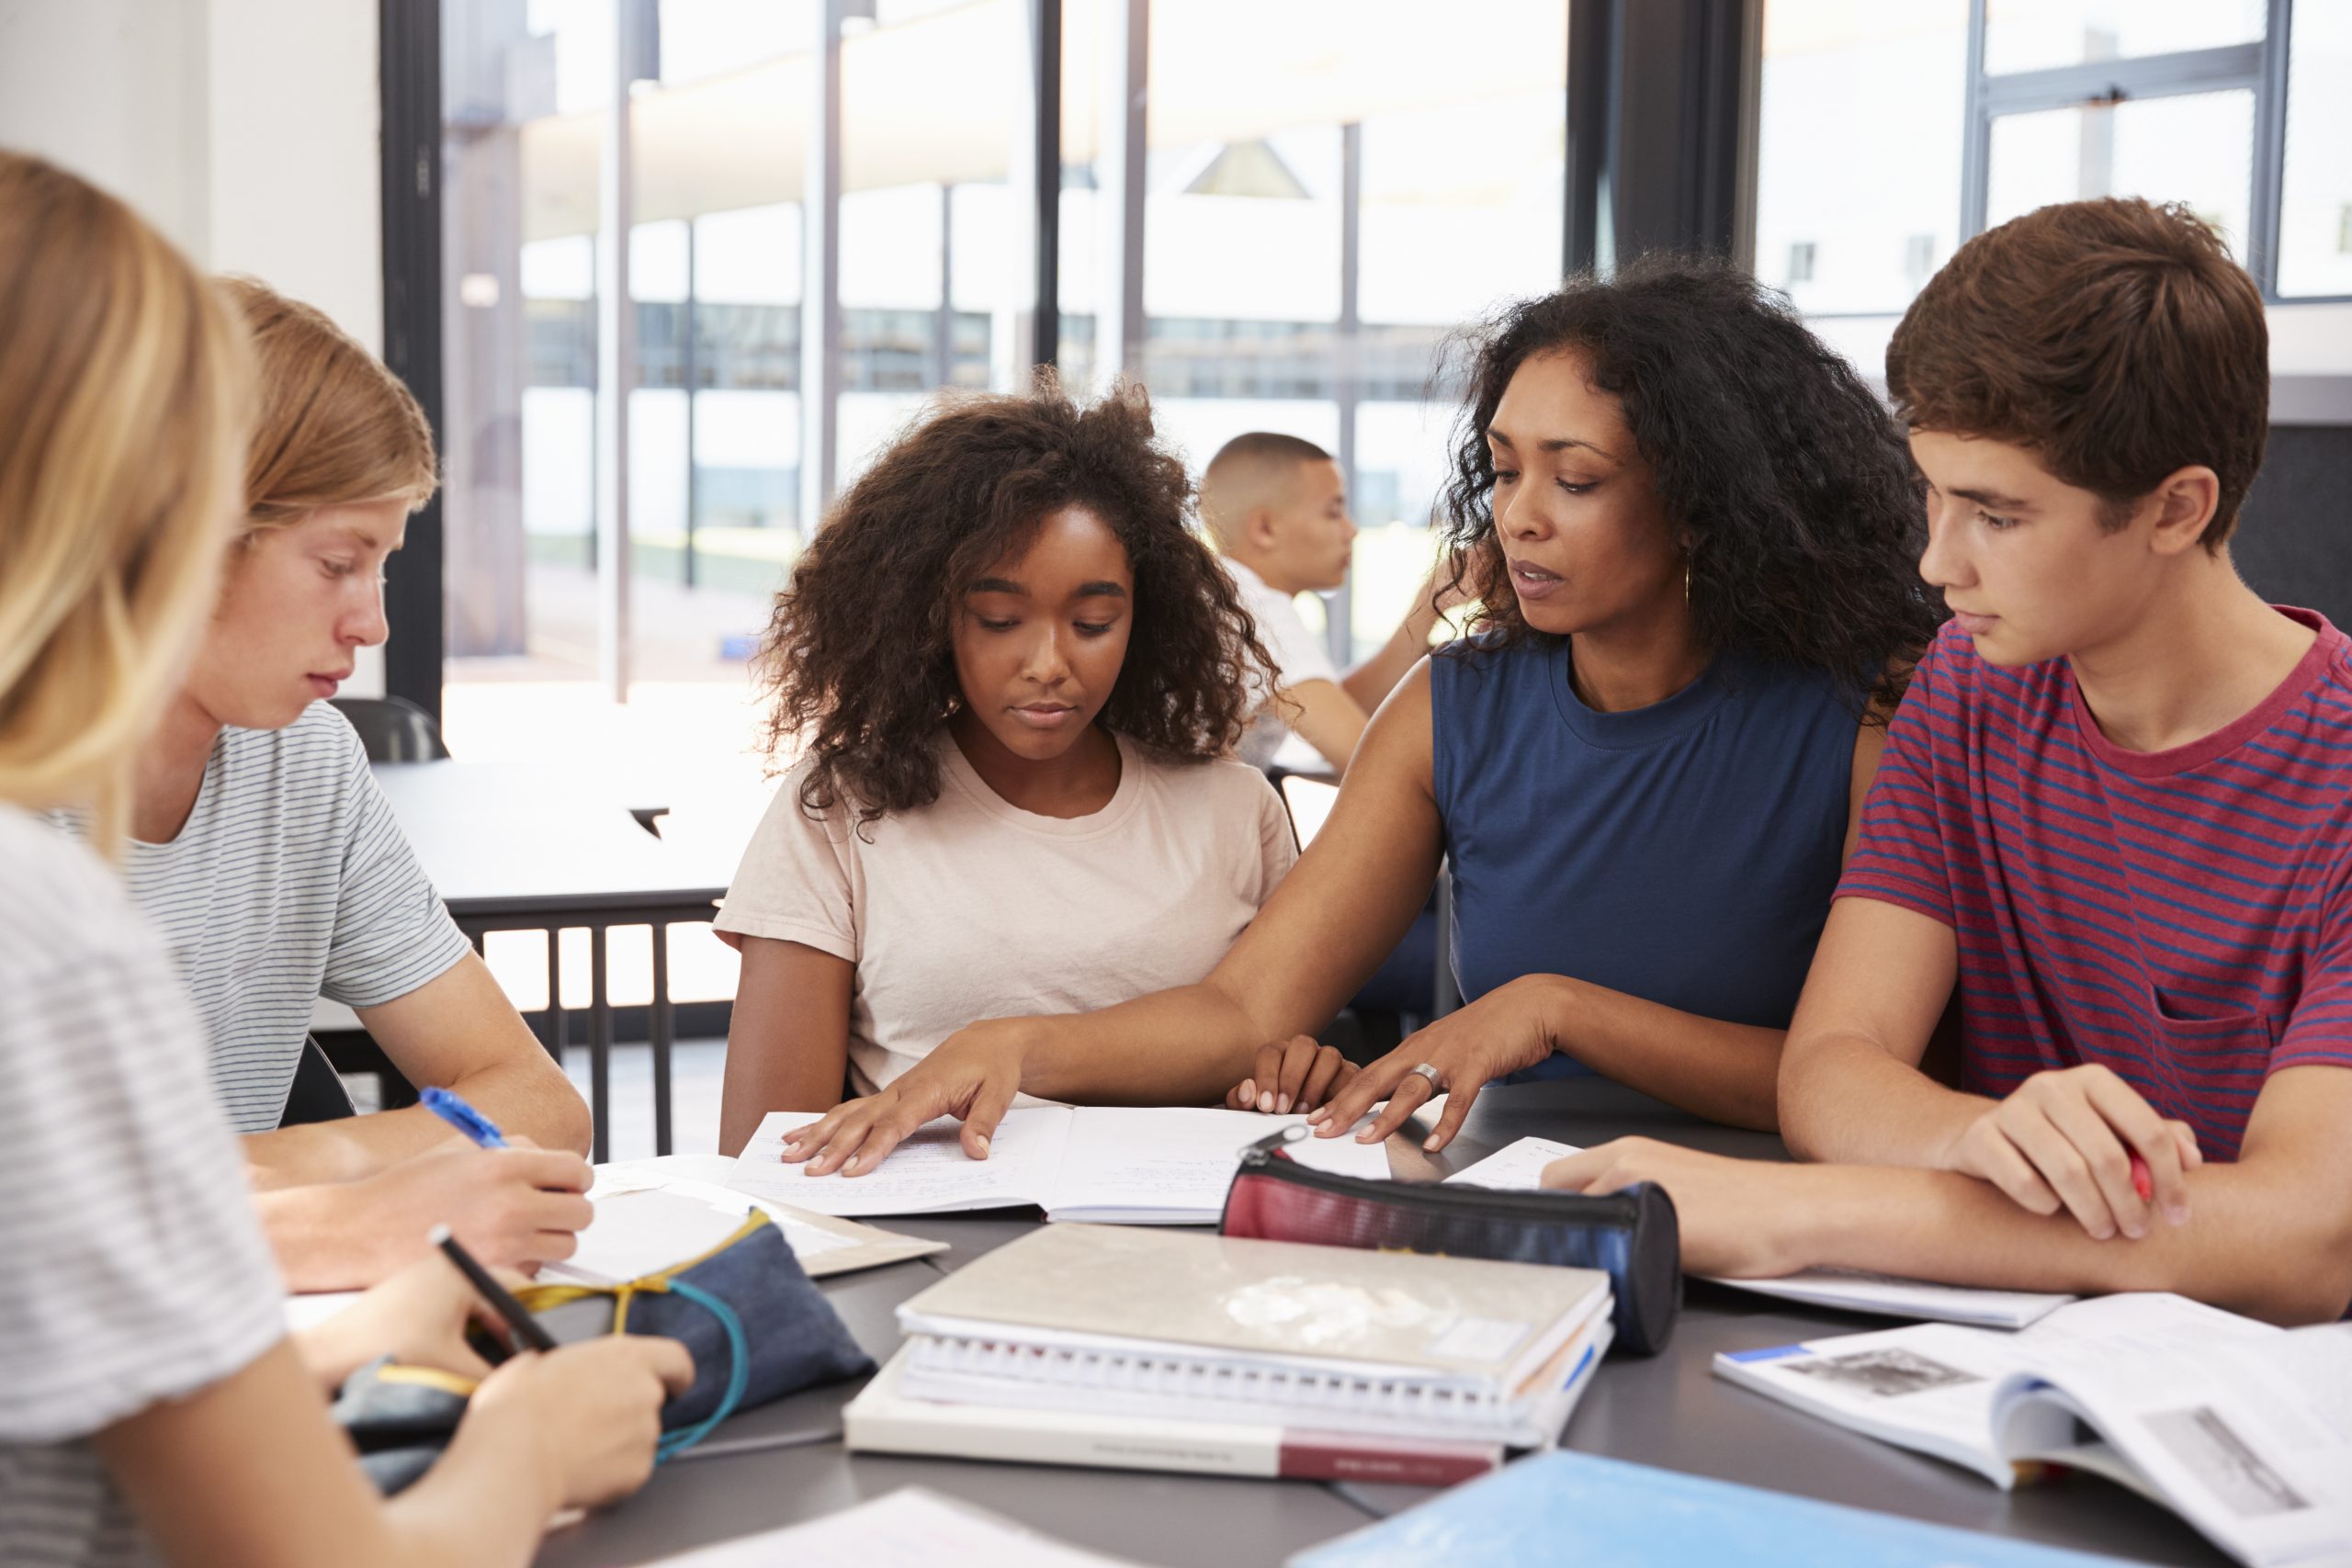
[1437, 254, 1943, 718]
[757, 378, 1275, 826]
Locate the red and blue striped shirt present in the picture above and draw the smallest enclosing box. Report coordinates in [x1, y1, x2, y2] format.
[1838, 608, 2352, 1160]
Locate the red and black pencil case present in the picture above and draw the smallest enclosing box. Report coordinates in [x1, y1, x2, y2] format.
[1218, 1128, 1682, 1355]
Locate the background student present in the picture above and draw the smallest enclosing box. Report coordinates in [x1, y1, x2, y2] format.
[54, 277, 594, 1292]
[715, 382, 1296, 1159]
[1546, 199, 2352, 1327]
[1202, 432, 1460, 773]
[0, 146, 687, 1568]
[772, 257, 1941, 1176]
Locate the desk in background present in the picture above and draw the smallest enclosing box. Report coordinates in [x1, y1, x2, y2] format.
[536, 1081, 2227, 1568]
[371, 760, 733, 1161]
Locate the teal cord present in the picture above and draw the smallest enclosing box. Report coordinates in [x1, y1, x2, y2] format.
[653, 1279, 752, 1463]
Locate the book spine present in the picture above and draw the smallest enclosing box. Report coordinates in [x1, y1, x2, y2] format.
[1277, 1437, 1499, 1485]
[846, 1401, 1499, 1483]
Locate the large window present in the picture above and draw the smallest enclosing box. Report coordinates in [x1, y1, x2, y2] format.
[1757, 0, 2352, 318]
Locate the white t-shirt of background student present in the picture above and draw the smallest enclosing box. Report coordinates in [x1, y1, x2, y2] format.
[51, 703, 472, 1134]
[0, 806, 287, 1568]
[715, 731, 1299, 1100]
[1225, 558, 1340, 769]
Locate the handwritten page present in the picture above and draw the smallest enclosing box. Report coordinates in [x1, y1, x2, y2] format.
[729, 1107, 1073, 1217]
[1443, 1135, 1581, 1190]
[729, 1105, 1396, 1222]
[645, 1486, 1148, 1567]
[1052, 1106, 1389, 1221]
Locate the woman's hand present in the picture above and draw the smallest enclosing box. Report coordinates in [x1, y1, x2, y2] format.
[1306, 975, 1575, 1151]
[1227, 1035, 1357, 1115]
[292, 1254, 515, 1393]
[775, 1019, 1032, 1176]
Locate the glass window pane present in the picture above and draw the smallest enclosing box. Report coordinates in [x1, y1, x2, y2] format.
[1985, 90, 2255, 258]
[1983, 0, 2264, 77]
[2279, 0, 2352, 299]
[1127, 0, 1566, 659]
[1756, 1, 1968, 314]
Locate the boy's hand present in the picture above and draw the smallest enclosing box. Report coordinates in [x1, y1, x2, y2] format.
[1941, 1064, 2200, 1240]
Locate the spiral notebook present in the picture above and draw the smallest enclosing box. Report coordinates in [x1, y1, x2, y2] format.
[889, 1224, 1612, 1446]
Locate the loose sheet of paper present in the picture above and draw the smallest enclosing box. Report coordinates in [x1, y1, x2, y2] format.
[574, 1159, 939, 1277]
[1443, 1135, 1581, 1189]
[643, 1486, 1149, 1567]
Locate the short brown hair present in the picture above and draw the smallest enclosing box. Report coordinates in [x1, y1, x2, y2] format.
[1887, 197, 2267, 550]
[220, 276, 438, 534]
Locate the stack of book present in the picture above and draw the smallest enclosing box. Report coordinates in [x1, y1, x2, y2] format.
[844, 1223, 1613, 1485]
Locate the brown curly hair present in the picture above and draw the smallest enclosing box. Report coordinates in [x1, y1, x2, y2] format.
[757, 378, 1276, 827]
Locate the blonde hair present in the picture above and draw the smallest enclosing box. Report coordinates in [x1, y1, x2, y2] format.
[0, 152, 255, 848]
[219, 275, 437, 534]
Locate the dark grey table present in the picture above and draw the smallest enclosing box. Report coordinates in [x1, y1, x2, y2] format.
[536, 1082, 2226, 1568]
[371, 761, 733, 1160]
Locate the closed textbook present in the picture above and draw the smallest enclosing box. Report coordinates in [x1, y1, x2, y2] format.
[899, 1223, 1610, 1384]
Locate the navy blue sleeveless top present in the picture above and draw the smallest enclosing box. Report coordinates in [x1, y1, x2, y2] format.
[1431, 636, 1857, 1081]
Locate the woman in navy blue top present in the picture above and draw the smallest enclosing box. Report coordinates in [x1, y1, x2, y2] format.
[774, 256, 1944, 1178]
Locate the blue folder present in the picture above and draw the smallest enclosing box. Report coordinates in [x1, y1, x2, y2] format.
[1287, 1450, 2135, 1568]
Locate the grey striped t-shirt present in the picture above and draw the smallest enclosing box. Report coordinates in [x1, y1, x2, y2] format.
[58, 704, 472, 1134]
[0, 805, 288, 1568]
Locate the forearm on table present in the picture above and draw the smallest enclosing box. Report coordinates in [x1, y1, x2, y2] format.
[243, 1060, 585, 1190]
[377, 1417, 555, 1568]
[255, 1183, 414, 1293]
[1553, 979, 1786, 1132]
[1777, 1028, 1992, 1165]
[1787, 1161, 2352, 1325]
[1015, 982, 1290, 1105]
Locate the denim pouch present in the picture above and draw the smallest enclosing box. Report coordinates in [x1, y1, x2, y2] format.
[333, 1208, 876, 1492]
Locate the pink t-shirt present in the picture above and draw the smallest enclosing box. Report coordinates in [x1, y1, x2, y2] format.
[1839, 610, 2352, 1159]
[717, 731, 1297, 1099]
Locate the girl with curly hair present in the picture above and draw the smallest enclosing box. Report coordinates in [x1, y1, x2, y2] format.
[774, 254, 1944, 1176]
[714, 381, 1295, 1156]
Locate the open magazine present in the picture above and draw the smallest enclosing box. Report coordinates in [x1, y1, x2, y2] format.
[1714, 1293, 2352, 1567]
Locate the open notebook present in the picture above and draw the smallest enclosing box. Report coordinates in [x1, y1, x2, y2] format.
[730, 1104, 1388, 1223]
[1446, 1136, 2075, 1329]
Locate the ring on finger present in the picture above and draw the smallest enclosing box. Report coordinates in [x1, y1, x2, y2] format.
[1408, 1061, 1444, 1091]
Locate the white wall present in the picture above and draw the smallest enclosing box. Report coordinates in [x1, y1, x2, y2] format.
[0, 0, 390, 693]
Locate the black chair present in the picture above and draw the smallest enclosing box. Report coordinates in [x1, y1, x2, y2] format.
[280, 1035, 359, 1125]
[330, 694, 449, 763]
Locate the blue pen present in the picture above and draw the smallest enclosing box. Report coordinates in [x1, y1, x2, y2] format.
[421, 1086, 509, 1149]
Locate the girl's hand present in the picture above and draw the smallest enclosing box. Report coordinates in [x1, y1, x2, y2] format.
[1227, 1034, 1357, 1114]
[294, 1253, 515, 1393]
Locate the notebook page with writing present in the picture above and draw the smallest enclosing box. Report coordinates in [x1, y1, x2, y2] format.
[1050, 1105, 1390, 1222]
[729, 1107, 1073, 1217]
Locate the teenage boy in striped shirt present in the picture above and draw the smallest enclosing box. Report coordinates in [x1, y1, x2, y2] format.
[1545, 197, 2352, 1325]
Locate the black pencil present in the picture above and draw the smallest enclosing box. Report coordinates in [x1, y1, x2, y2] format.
[431, 1223, 559, 1354]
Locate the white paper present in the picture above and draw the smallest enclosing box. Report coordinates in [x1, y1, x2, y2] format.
[731, 1107, 1071, 1217]
[1726, 1269, 2074, 1329]
[729, 1104, 1389, 1222]
[283, 1289, 364, 1333]
[644, 1486, 1148, 1567]
[1442, 1135, 1581, 1190]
